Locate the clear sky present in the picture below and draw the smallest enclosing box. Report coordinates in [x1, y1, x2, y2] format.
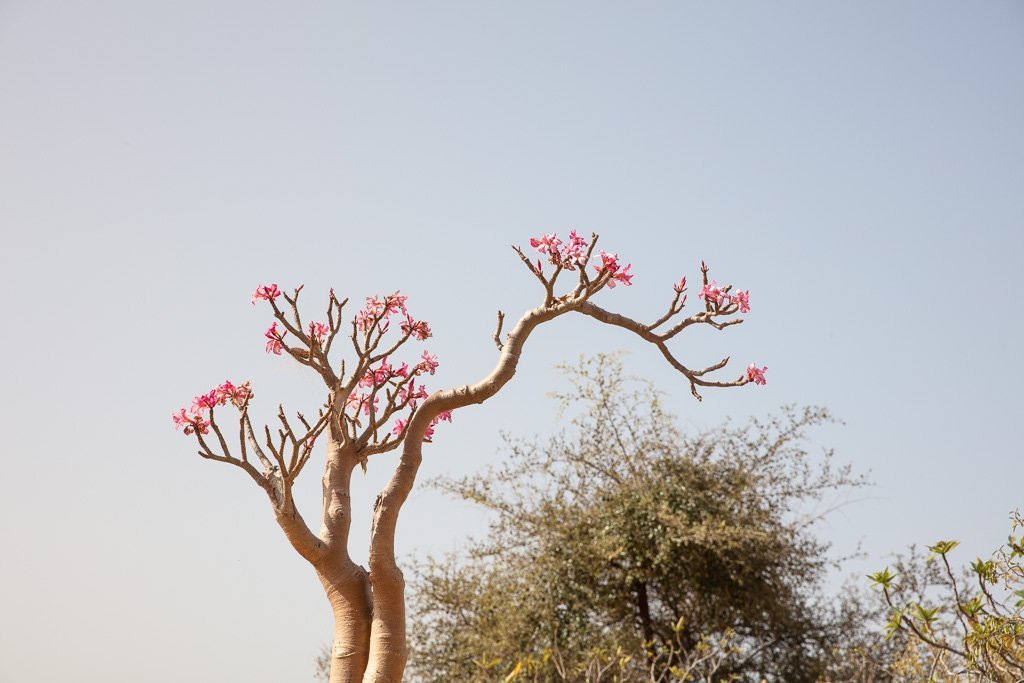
[1, 2, 1022, 681]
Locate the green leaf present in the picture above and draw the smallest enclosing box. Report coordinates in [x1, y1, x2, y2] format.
[928, 539, 960, 556]
[868, 567, 896, 588]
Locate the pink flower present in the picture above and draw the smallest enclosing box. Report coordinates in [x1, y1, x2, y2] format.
[355, 291, 411, 332]
[416, 351, 439, 375]
[172, 408, 191, 430]
[309, 321, 330, 343]
[732, 290, 750, 313]
[608, 263, 633, 288]
[402, 316, 432, 341]
[398, 380, 429, 409]
[673, 277, 687, 294]
[215, 380, 236, 399]
[594, 250, 620, 274]
[746, 363, 767, 386]
[358, 358, 399, 389]
[529, 233, 562, 256]
[559, 230, 589, 270]
[190, 390, 218, 415]
[216, 380, 251, 406]
[251, 284, 282, 305]
[392, 418, 407, 436]
[187, 417, 210, 436]
[345, 392, 379, 416]
[699, 280, 730, 307]
[384, 292, 408, 316]
[423, 410, 453, 442]
[361, 395, 379, 415]
[173, 408, 210, 435]
[265, 322, 285, 355]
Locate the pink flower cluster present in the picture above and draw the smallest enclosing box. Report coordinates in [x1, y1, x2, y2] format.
[347, 350, 441, 416]
[746, 364, 767, 386]
[593, 250, 633, 288]
[354, 291, 431, 341]
[698, 280, 751, 313]
[529, 230, 594, 272]
[309, 322, 330, 344]
[251, 283, 281, 305]
[265, 322, 285, 355]
[526, 231, 633, 287]
[391, 409, 452, 442]
[173, 380, 252, 435]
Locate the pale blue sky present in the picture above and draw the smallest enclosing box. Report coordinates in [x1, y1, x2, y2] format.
[1, 2, 1022, 681]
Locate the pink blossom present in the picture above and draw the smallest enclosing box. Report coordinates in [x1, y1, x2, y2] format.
[172, 408, 191, 430]
[251, 283, 282, 305]
[732, 290, 750, 313]
[608, 263, 633, 288]
[673, 277, 687, 294]
[355, 296, 386, 332]
[402, 316, 432, 341]
[594, 250, 621, 274]
[746, 363, 767, 386]
[361, 395, 379, 415]
[369, 358, 395, 386]
[416, 351, 439, 375]
[265, 322, 285, 355]
[392, 418, 407, 436]
[529, 233, 562, 256]
[216, 380, 251, 406]
[699, 280, 730, 307]
[354, 308, 378, 332]
[423, 410, 453, 442]
[384, 292, 408, 316]
[309, 321, 330, 343]
[215, 380, 237, 399]
[173, 408, 210, 435]
[190, 390, 218, 415]
[186, 417, 210, 436]
[345, 392, 379, 416]
[398, 380, 429, 409]
[559, 230, 589, 269]
[359, 359, 401, 389]
[355, 291, 411, 332]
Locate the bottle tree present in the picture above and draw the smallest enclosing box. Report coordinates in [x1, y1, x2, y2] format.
[172, 232, 767, 683]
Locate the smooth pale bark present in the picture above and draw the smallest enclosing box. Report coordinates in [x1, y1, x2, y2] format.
[319, 561, 373, 683]
[361, 304, 564, 682]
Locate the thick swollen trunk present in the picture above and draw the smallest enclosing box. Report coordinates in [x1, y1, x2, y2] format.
[319, 562, 373, 683]
[350, 306, 562, 682]
[362, 567, 407, 682]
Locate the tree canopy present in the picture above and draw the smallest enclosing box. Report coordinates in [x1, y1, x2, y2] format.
[408, 354, 871, 682]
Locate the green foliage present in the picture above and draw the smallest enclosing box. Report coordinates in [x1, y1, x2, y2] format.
[408, 354, 874, 682]
[868, 512, 1024, 682]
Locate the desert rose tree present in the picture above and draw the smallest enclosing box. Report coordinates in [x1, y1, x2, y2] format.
[172, 232, 767, 683]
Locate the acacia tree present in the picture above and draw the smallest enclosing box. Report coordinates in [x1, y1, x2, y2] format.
[172, 232, 767, 683]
